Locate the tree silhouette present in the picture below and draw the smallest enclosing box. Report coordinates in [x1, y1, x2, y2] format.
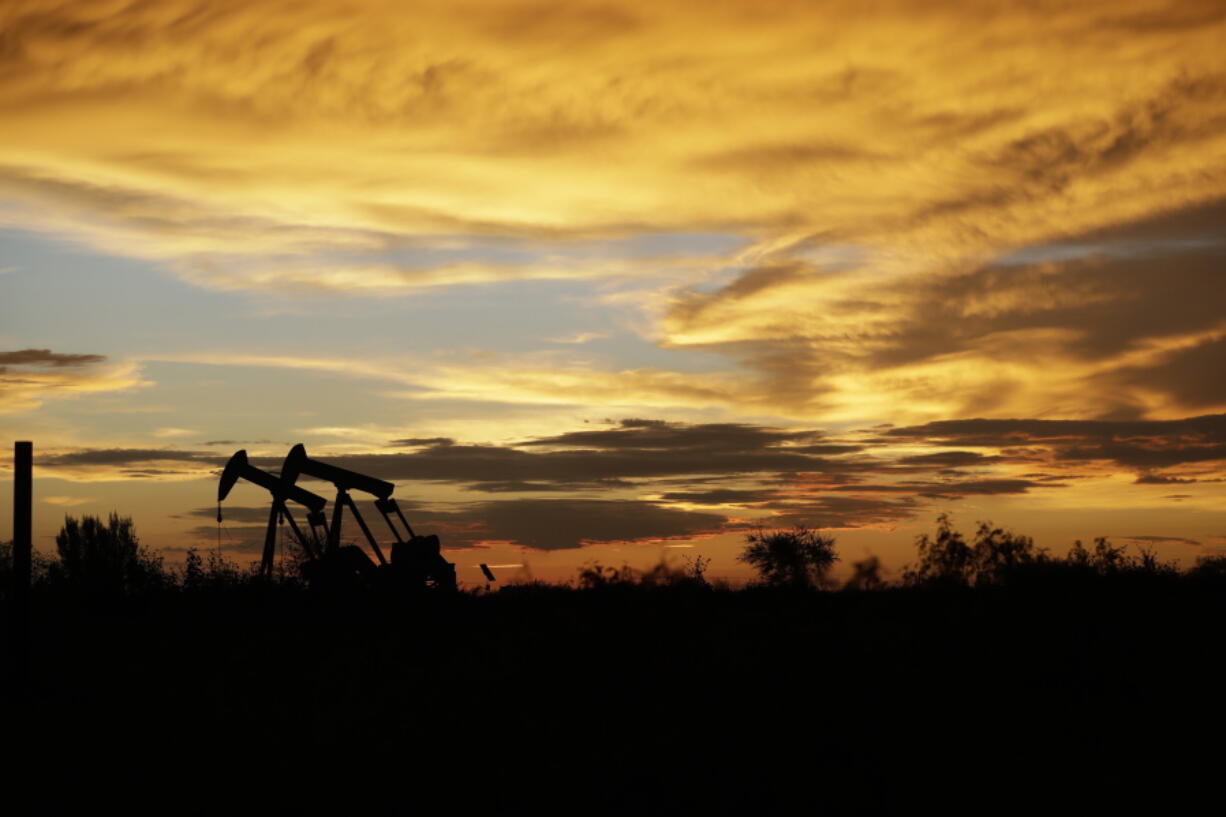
[53, 512, 166, 595]
[739, 525, 838, 589]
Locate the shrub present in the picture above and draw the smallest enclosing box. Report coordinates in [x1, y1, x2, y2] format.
[969, 521, 1047, 584]
[577, 561, 640, 589]
[904, 514, 974, 586]
[1067, 537, 1177, 577]
[1067, 537, 1128, 573]
[182, 547, 250, 591]
[576, 558, 705, 590]
[1190, 554, 1226, 579]
[739, 525, 838, 589]
[905, 515, 1047, 587]
[681, 554, 712, 586]
[844, 556, 884, 591]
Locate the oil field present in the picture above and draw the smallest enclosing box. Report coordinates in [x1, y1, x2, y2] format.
[4, 1, 1226, 813]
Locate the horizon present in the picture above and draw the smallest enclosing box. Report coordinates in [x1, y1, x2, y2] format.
[2, 0, 1225, 584]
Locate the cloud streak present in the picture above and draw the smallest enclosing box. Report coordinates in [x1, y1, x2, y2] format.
[0, 348, 146, 413]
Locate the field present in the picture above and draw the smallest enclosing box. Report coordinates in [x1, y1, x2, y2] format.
[5, 535, 1226, 815]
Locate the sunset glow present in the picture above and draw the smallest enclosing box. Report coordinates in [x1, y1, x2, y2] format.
[3, 0, 1225, 582]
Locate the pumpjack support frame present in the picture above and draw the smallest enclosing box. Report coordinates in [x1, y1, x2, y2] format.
[217, 449, 329, 578]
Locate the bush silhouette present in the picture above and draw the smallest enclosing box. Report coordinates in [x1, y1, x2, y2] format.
[905, 514, 1050, 587]
[903, 516, 1186, 588]
[1065, 536, 1177, 578]
[739, 525, 838, 589]
[904, 514, 975, 586]
[182, 547, 251, 591]
[1067, 537, 1128, 573]
[844, 555, 884, 591]
[52, 513, 168, 596]
[576, 557, 709, 590]
[1190, 554, 1226, 582]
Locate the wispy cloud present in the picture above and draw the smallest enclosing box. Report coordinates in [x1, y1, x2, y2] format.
[2, 0, 1223, 297]
[548, 331, 612, 345]
[0, 348, 148, 413]
[152, 427, 201, 439]
[42, 495, 94, 507]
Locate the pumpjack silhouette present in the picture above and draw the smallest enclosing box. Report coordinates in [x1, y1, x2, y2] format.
[218, 444, 456, 590]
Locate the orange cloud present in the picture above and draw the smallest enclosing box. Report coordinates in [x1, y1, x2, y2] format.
[3, 0, 1225, 428]
[1, 1, 1223, 283]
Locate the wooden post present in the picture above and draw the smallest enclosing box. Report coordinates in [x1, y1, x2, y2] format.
[11, 441, 32, 689]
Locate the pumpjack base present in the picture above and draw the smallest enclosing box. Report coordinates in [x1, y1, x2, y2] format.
[301, 539, 457, 593]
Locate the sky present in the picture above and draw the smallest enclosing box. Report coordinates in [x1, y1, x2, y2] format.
[2, 0, 1225, 584]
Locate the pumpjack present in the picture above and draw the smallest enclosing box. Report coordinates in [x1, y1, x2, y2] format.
[217, 445, 456, 591]
[218, 450, 330, 576]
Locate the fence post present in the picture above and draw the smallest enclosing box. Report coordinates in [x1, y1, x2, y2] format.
[11, 441, 32, 690]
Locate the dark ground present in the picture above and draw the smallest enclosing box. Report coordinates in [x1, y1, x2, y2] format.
[4, 577, 1225, 815]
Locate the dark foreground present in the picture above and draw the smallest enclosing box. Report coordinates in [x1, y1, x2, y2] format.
[5, 576, 1226, 815]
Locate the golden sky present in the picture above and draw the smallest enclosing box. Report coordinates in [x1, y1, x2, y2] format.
[2, 0, 1225, 581]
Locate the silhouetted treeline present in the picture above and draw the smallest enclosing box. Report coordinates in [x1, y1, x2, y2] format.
[4, 512, 1223, 599]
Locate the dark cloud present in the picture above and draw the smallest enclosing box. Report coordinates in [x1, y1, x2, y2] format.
[388, 437, 455, 448]
[189, 506, 271, 523]
[884, 415, 1226, 470]
[41, 448, 214, 467]
[1120, 535, 1201, 546]
[897, 451, 1002, 467]
[463, 479, 639, 493]
[885, 413, 1226, 445]
[0, 349, 106, 366]
[30, 421, 871, 490]
[519, 418, 823, 451]
[790, 444, 866, 455]
[1134, 474, 1198, 485]
[657, 488, 778, 505]
[830, 479, 1061, 497]
[444, 499, 725, 551]
[464, 481, 571, 493]
[871, 249, 1226, 374]
[882, 414, 1226, 471]
[1025, 473, 1094, 483]
[980, 75, 1226, 192]
[61, 412, 1224, 551]
[1055, 443, 1226, 468]
[245, 438, 861, 487]
[698, 141, 887, 177]
[760, 496, 921, 530]
[1100, 4, 1226, 33]
[1073, 194, 1226, 245]
[1112, 336, 1226, 409]
[199, 439, 275, 446]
